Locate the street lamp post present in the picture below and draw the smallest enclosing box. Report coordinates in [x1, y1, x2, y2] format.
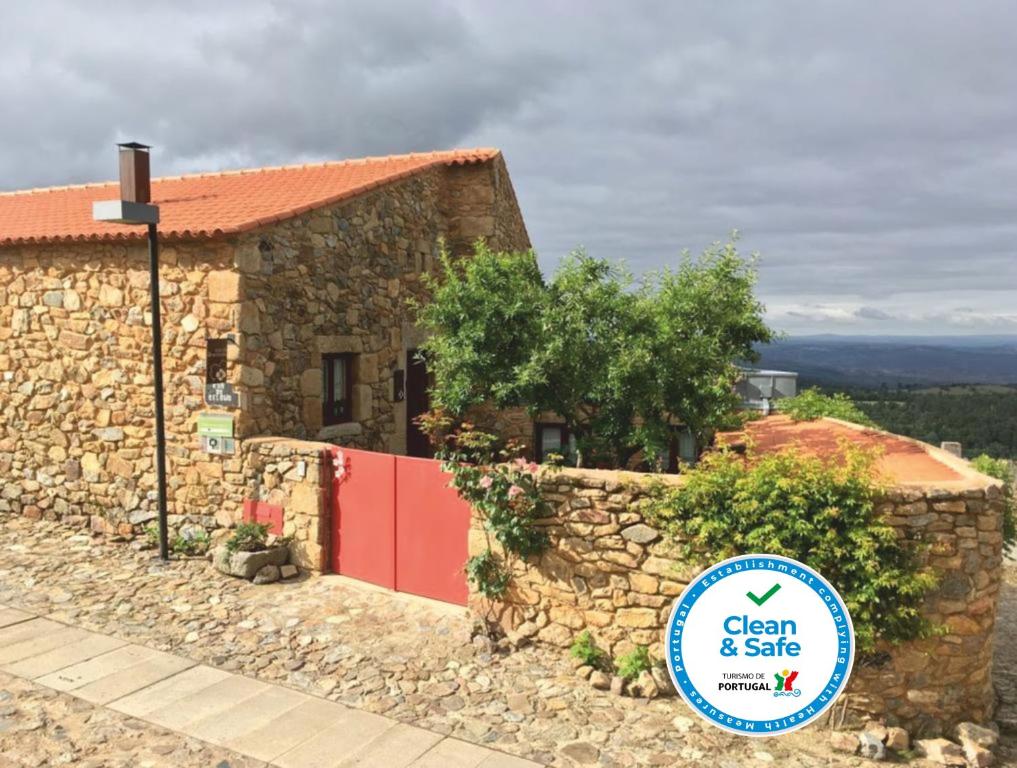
[93, 143, 169, 561]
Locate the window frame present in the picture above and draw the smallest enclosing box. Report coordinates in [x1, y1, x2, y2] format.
[534, 422, 574, 464]
[321, 353, 354, 426]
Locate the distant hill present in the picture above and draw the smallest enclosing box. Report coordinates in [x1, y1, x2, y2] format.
[755, 335, 1017, 388]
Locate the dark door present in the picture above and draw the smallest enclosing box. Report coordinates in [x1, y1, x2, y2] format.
[406, 349, 432, 458]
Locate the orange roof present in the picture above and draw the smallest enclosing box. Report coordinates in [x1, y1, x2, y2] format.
[0, 148, 499, 246]
[718, 415, 964, 484]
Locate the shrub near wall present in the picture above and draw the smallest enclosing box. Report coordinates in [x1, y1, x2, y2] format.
[469, 463, 1005, 735]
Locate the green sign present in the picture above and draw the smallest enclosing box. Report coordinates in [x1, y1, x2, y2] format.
[197, 412, 234, 437]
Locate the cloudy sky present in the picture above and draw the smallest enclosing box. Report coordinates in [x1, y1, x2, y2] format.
[2, 1, 1016, 335]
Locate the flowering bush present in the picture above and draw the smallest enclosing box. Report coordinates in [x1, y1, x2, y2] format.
[418, 410, 550, 598]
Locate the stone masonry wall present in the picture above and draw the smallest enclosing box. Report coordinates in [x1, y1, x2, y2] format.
[0, 239, 243, 533]
[235, 437, 332, 572]
[232, 155, 531, 456]
[470, 467, 1004, 736]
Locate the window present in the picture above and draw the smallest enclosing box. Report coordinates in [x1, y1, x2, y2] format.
[657, 427, 697, 473]
[535, 423, 576, 464]
[322, 354, 353, 425]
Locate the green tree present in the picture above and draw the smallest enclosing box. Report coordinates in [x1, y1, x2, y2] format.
[416, 237, 773, 468]
[639, 240, 774, 458]
[414, 243, 544, 413]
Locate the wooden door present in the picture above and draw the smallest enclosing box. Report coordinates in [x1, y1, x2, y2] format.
[405, 349, 431, 458]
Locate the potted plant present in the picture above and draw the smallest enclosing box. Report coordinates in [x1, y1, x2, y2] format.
[212, 522, 290, 582]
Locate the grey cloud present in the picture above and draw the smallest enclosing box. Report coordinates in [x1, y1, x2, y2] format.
[2, 1, 1016, 335]
[855, 307, 893, 321]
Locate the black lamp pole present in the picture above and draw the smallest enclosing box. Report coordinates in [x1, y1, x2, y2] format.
[147, 221, 170, 561]
[94, 143, 168, 561]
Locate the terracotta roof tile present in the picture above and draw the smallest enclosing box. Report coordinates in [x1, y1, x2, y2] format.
[0, 148, 499, 246]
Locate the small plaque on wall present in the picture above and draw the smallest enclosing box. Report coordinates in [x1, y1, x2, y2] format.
[205, 382, 239, 408]
[205, 338, 239, 407]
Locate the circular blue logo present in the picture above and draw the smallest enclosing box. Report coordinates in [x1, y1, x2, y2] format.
[665, 554, 854, 736]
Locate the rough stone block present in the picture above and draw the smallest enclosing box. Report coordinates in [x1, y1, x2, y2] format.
[915, 738, 966, 766]
[212, 545, 288, 580]
[208, 270, 242, 303]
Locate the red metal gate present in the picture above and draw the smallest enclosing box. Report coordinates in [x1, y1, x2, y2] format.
[328, 447, 471, 606]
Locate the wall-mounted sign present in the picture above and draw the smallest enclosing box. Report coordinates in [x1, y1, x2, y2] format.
[197, 412, 234, 438]
[206, 339, 228, 383]
[201, 435, 236, 455]
[205, 382, 239, 408]
[204, 338, 239, 407]
[665, 554, 854, 737]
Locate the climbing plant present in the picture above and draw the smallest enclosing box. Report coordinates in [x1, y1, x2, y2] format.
[418, 410, 550, 599]
[644, 445, 937, 652]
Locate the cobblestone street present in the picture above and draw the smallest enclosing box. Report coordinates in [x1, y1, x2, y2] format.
[0, 518, 1003, 767]
[0, 670, 265, 768]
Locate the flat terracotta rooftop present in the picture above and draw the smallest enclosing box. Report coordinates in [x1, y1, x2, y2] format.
[718, 415, 966, 485]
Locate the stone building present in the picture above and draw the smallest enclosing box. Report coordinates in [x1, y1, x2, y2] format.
[0, 149, 530, 531]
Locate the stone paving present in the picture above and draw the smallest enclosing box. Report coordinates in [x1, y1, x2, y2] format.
[0, 669, 266, 768]
[0, 607, 536, 767]
[0, 517, 986, 767]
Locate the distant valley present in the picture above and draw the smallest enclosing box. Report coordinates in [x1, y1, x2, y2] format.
[755, 335, 1017, 388]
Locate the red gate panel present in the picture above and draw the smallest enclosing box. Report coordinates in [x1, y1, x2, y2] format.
[328, 446, 471, 606]
[330, 447, 396, 590]
[394, 456, 471, 605]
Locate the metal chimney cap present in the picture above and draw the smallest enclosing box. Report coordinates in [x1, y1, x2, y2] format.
[118, 141, 151, 151]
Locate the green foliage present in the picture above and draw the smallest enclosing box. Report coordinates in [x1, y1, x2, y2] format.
[225, 522, 271, 553]
[645, 447, 937, 652]
[143, 524, 159, 549]
[465, 550, 511, 600]
[171, 529, 210, 556]
[416, 236, 773, 468]
[570, 630, 610, 671]
[616, 646, 652, 681]
[971, 454, 1016, 554]
[848, 385, 1017, 459]
[413, 243, 545, 414]
[779, 388, 875, 426]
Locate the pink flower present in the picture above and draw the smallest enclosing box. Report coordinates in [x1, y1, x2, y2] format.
[527, 462, 539, 473]
[479, 475, 493, 489]
[507, 484, 524, 499]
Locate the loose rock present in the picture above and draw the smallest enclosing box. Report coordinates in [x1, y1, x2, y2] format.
[830, 731, 858, 754]
[858, 731, 886, 761]
[915, 738, 966, 766]
[253, 564, 280, 584]
[885, 726, 909, 751]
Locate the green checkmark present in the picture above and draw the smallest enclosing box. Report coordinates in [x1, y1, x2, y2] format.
[746, 582, 781, 606]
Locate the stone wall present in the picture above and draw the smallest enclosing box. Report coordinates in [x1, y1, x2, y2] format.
[230, 155, 531, 455]
[235, 437, 332, 572]
[470, 465, 1004, 736]
[0, 239, 242, 532]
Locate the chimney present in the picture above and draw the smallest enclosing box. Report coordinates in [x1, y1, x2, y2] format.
[118, 142, 151, 203]
[940, 441, 963, 458]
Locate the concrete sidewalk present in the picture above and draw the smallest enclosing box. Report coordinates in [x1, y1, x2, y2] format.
[0, 605, 539, 768]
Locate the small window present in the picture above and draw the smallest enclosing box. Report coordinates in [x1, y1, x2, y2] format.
[535, 423, 576, 464]
[322, 354, 353, 426]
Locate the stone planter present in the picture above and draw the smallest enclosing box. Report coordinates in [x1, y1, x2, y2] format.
[212, 544, 289, 581]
